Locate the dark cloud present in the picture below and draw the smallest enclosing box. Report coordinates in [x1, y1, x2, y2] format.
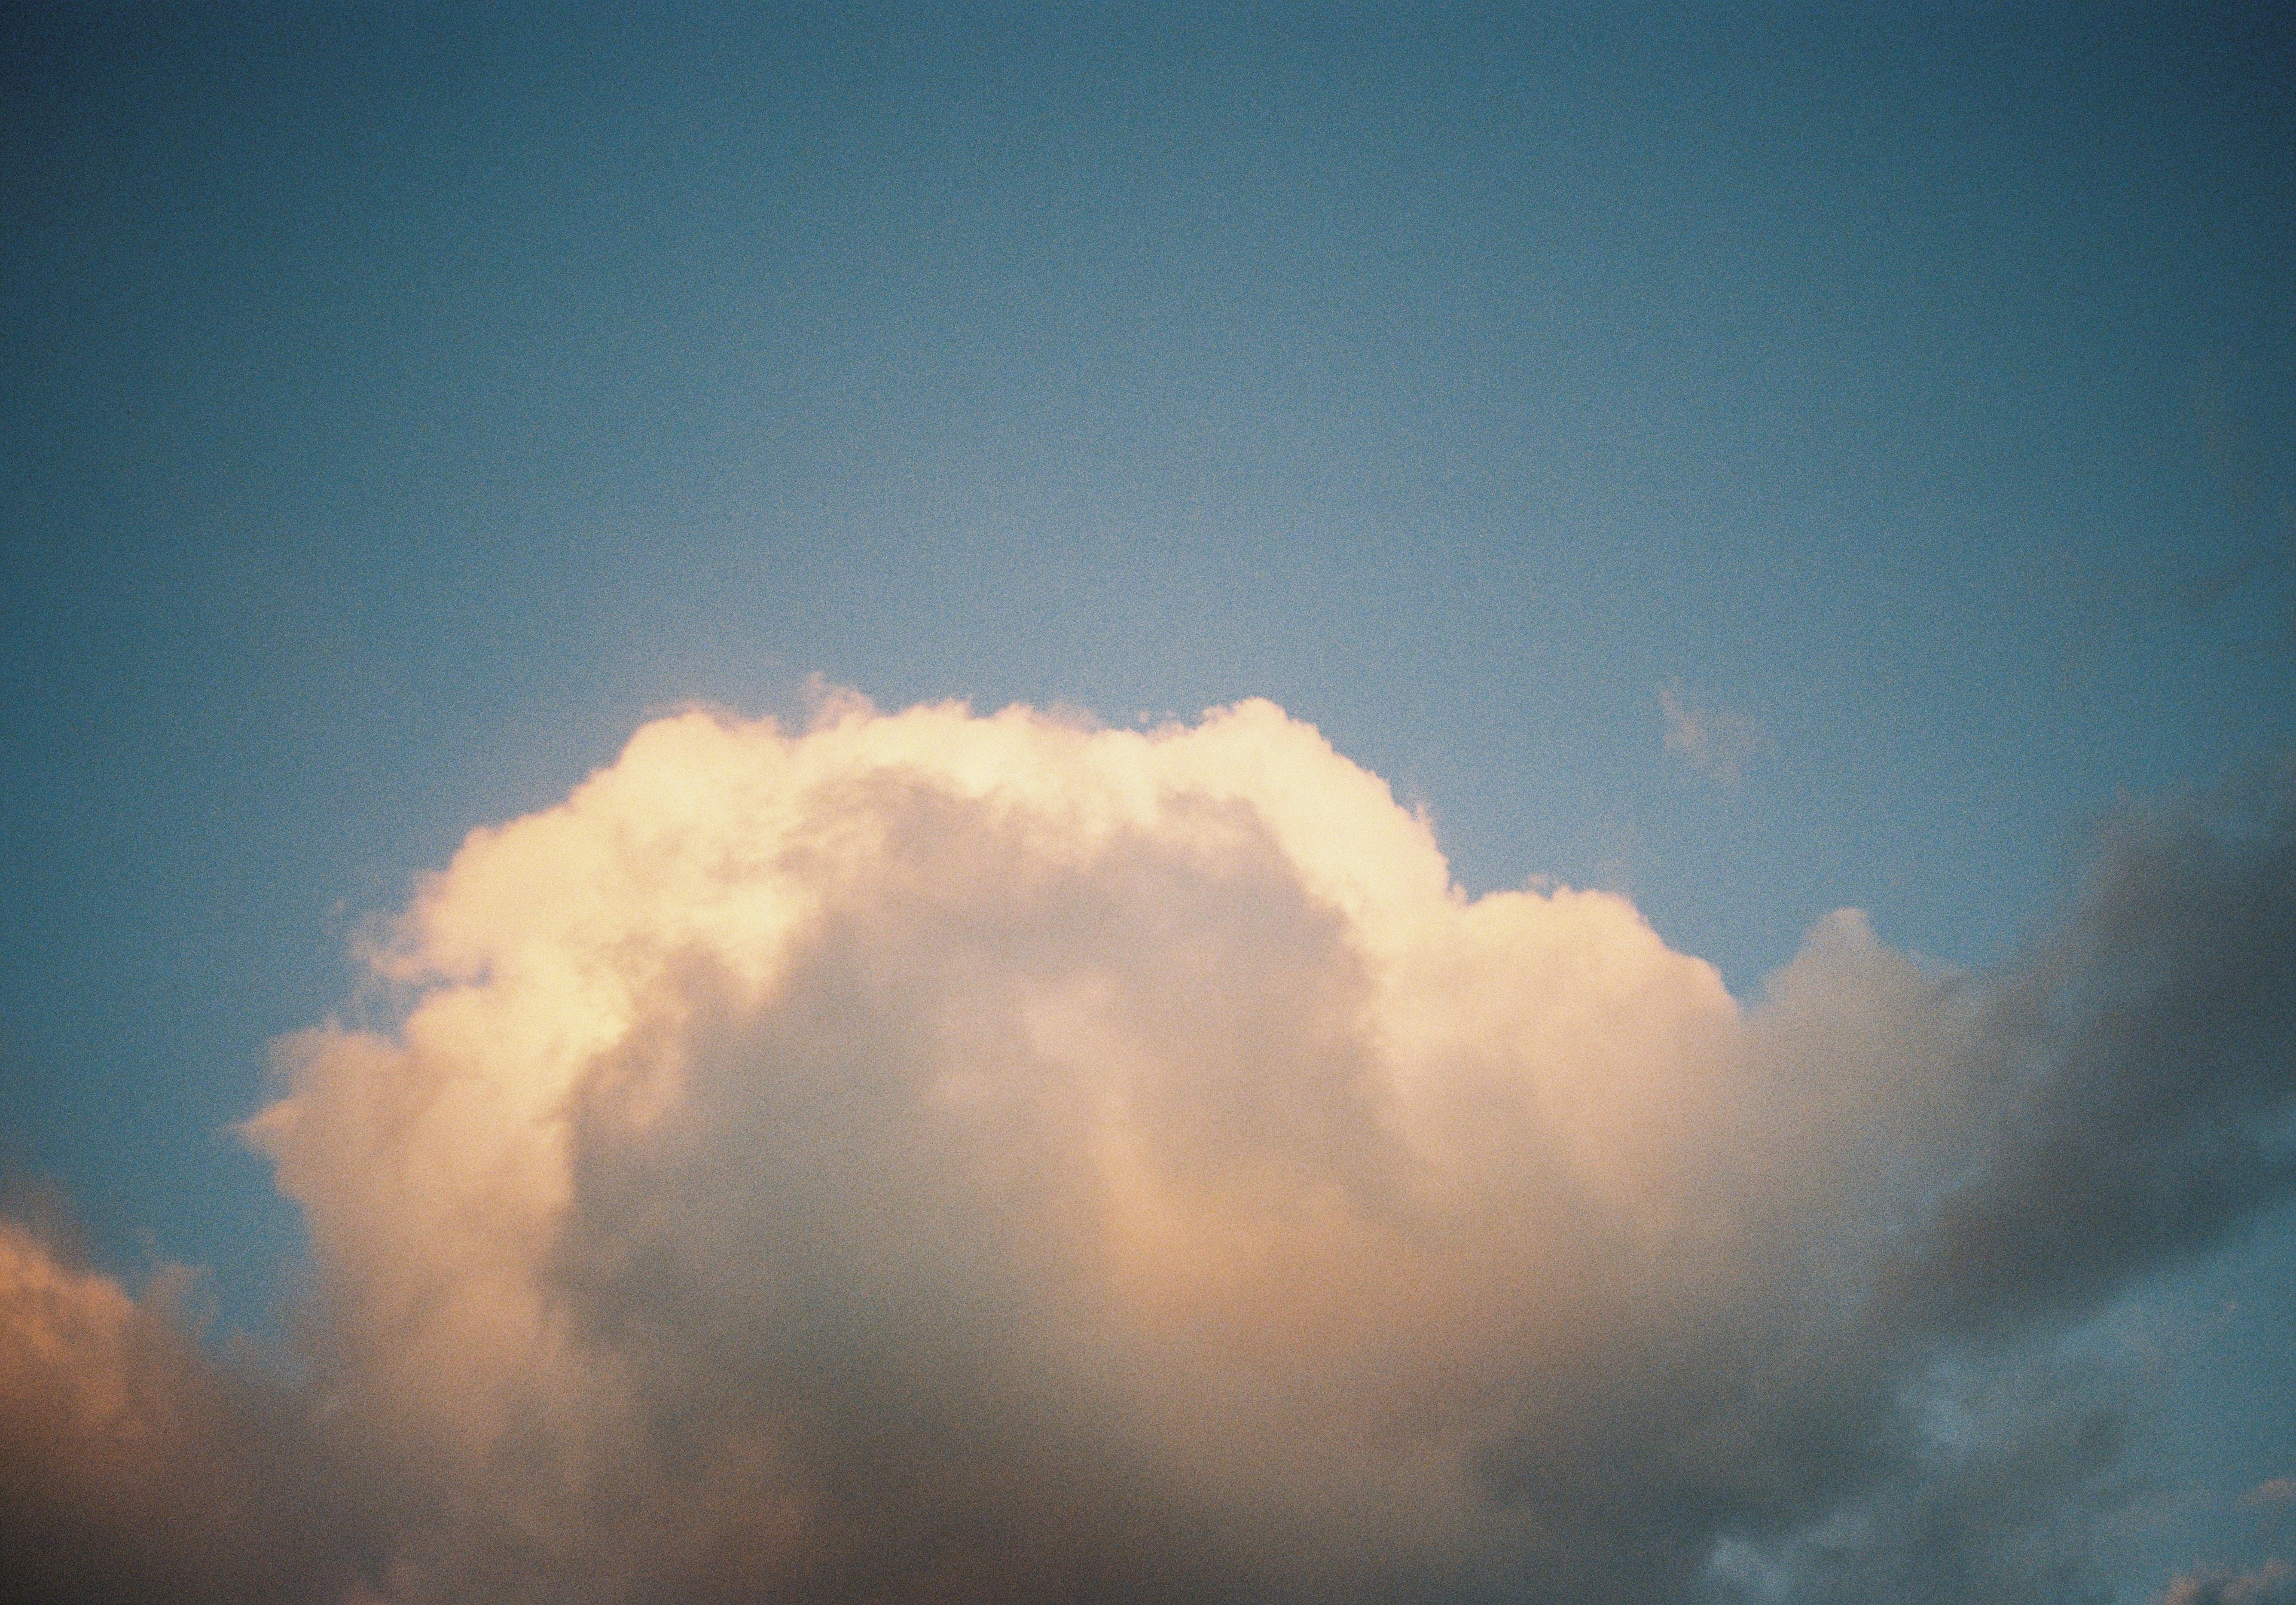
[1886, 762, 2296, 1336]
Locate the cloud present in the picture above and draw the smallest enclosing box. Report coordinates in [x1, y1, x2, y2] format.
[2162, 1558, 2296, 1605]
[1879, 775, 2296, 1337]
[6, 698, 2294, 1601]
[1659, 683, 1766, 784]
[0, 1224, 371, 1604]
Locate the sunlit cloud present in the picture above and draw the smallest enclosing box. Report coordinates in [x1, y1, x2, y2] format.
[0, 1224, 370, 1604]
[4, 698, 2291, 1603]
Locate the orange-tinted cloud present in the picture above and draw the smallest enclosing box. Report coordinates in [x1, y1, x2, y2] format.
[0, 1224, 369, 1604]
[11, 698, 2294, 1603]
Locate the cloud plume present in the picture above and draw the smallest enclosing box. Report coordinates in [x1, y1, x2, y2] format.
[5, 698, 2292, 1602]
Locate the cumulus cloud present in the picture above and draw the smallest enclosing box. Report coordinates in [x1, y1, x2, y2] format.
[5, 698, 2292, 1602]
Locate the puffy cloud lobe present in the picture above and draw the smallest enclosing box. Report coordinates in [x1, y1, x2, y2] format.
[0, 1225, 370, 1604]
[9, 700, 2294, 1601]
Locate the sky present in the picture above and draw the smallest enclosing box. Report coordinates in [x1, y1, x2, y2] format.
[1, 6, 2292, 1603]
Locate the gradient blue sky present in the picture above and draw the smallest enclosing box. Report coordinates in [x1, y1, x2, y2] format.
[2, 9, 2293, 1595]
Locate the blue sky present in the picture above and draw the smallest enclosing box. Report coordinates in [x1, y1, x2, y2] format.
[2, 9, 2293, 1603]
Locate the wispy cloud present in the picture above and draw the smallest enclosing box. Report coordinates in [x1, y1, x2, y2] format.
[2161, 1558, 2296, 1605]
[1659, 680, 1767, 785]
